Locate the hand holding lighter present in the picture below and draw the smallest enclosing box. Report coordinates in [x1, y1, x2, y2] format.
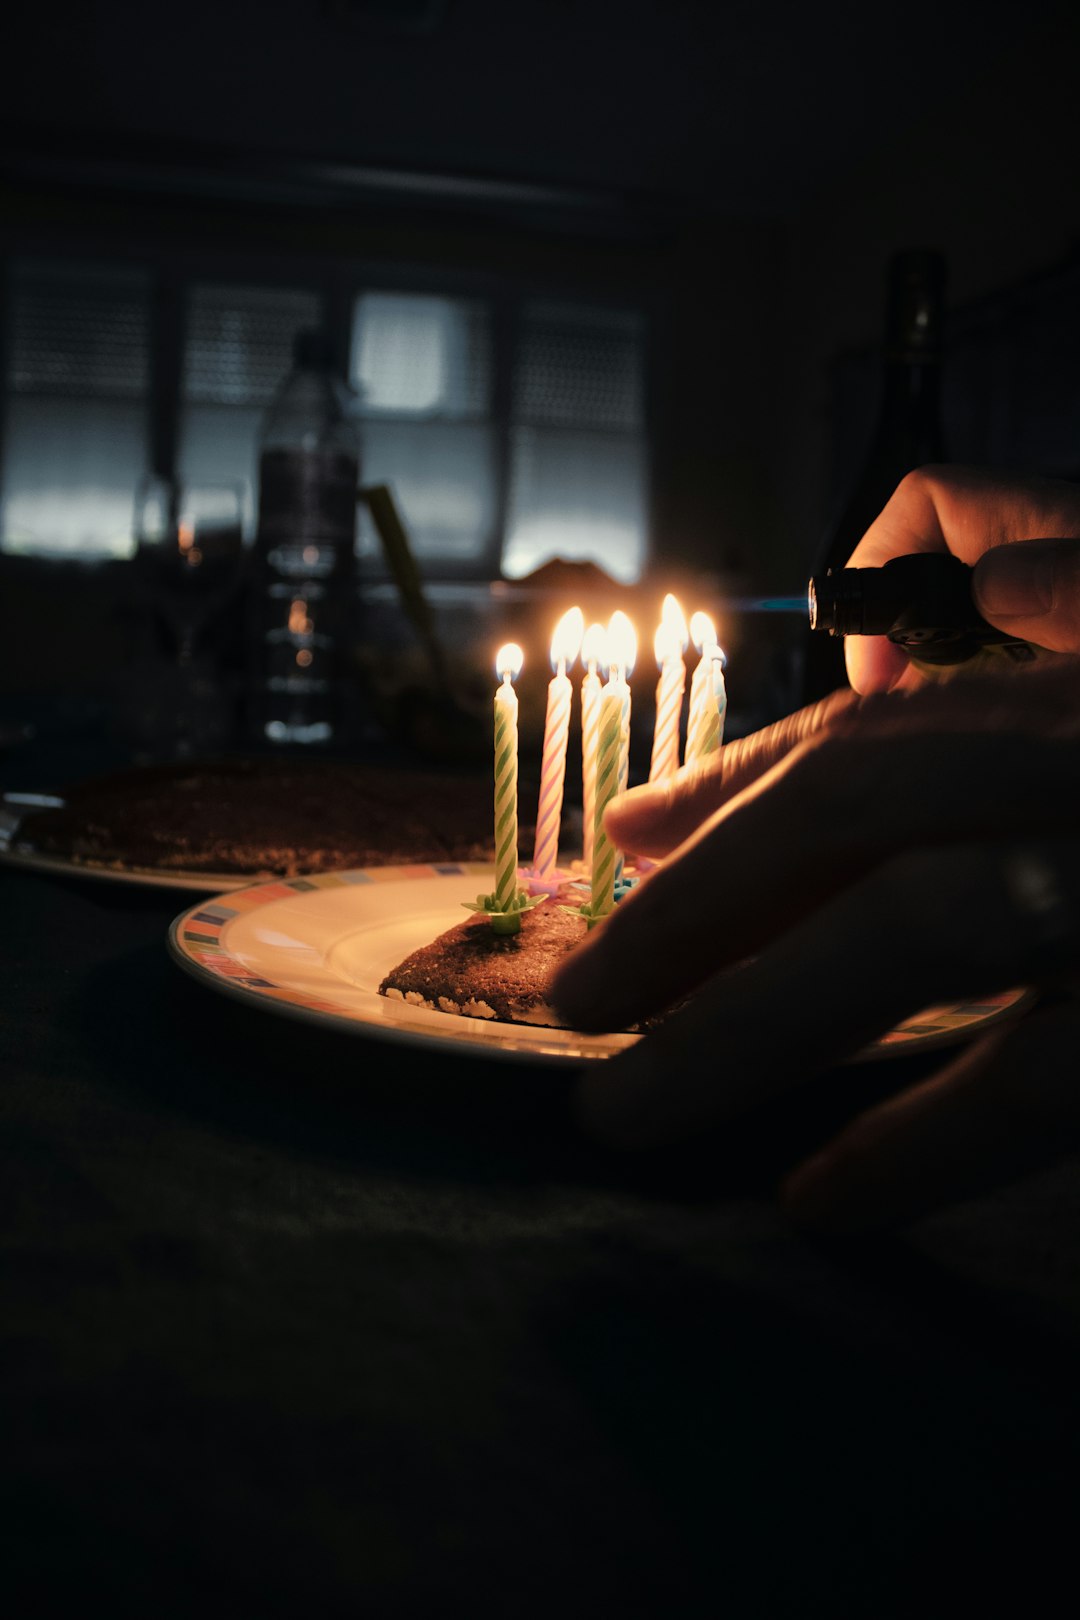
[808, 552, 1037, 669]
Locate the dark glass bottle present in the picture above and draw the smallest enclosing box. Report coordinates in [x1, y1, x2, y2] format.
[798, 248, 948, 705]
[247, 328, 361, 747]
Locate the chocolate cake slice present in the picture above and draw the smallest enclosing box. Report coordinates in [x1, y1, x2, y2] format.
[12, 755, 538, 880]
[379, 894, 588, 1028]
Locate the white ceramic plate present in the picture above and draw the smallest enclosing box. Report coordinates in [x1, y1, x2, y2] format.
[166, 863, 1034, 1069]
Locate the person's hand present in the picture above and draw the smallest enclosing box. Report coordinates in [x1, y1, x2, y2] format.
[839, 464, 1080, 694]
[547, 657, 1080, 1232]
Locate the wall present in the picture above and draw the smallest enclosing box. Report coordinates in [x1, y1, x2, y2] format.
[778, 8, 1080, 587]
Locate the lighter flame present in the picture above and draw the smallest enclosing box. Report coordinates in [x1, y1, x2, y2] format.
[495, 642, 524, 681]
[550, 605, 585, 670]
[607, 610, 637, 678]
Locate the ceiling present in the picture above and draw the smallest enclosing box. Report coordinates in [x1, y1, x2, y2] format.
[1, 0, 1075, 225]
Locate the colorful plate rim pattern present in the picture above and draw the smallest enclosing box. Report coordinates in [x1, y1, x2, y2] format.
[165, 863, 1036, 1068]
[168, 860, 641, 1065]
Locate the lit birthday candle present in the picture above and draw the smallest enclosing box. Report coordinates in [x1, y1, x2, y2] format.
[685, 611, 713, 755]
[579, 621, 607, 877]
[608, 610, 637, 889]
[685, 612, 726, 765]
[463, 641, 543, 934]
[586, 612, 636, 926]
[711, 640, 728, 742]
[608, 610, 637, 795]
[648, 593, 688, 783]
[531, 605, 584, 882]
[493, 642, 524, 912]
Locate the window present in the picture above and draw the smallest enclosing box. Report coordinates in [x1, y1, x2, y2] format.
[504, 301, 647, 582]
[1, 258, 651, 582]
[351, 289, 649, 583]
[351, 291, 499, 570]
[1, 260, 150, 557]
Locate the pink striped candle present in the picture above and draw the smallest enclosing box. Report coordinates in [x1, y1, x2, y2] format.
[531, 606, 584, 879]
[493, 642, 524, 910]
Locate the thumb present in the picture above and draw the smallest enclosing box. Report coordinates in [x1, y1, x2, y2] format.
[973, 539, 1080, 653]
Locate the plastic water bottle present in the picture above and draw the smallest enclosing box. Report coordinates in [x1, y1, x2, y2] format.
[248, 329, 360, 747]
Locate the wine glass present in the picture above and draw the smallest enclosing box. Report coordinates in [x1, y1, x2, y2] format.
[132, 476, 246, 757]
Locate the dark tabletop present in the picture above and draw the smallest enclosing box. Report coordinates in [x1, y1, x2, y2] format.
[4, 717, 1080, 1619]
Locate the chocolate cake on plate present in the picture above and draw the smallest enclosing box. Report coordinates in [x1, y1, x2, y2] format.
[379, 891, 589, 1029]
[9, 754, 535, 882]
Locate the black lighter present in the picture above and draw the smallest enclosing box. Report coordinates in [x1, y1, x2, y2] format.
[807, 552, 1037, 669]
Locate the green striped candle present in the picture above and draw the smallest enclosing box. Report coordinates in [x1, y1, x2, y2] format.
[579, 620, 610, 879]
[685, 611, 723, 766]
[590, 674, 625, 920]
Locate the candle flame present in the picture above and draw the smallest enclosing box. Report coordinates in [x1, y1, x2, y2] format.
[690, 610, 717, 653]
[607, 610, 637, 677]
[495, 642, 524, 681]
[550, 605, 585, 670]
[661, 593, 688, 649]
[654, 622, 682, 667]
[582, 621, 608, 669]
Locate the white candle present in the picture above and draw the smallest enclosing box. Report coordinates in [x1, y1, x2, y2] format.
[648, 594, 688, 783]
[493, 642, 523, 911]
[579, 621, 607, 876]
[531, 606, 584, 879]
